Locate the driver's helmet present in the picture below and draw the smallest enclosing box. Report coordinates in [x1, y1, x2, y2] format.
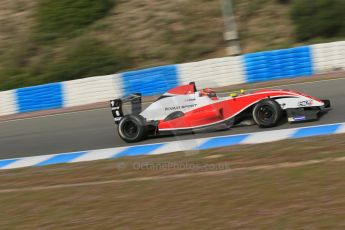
[199, 88, 217, 99]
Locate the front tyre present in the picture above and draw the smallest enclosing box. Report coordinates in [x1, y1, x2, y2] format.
[118, 115, 147, 143]
[253, 99, 282, 128]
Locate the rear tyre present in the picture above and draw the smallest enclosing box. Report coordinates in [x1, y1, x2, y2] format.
[118, 115, 147, 143]
[253, 99, 282, 128]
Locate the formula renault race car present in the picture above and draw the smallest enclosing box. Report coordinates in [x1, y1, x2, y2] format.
[110, 82, 331, 142]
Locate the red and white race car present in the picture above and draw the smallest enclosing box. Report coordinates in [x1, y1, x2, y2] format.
[110, 82, 331, 142]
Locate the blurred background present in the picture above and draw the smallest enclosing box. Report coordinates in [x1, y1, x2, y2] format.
[0, 0, 344, 91]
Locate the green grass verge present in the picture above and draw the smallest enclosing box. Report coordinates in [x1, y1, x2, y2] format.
[0, 134, 345, 228]
[35, 0, 116, 39]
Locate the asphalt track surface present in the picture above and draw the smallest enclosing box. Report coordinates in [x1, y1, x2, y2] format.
[1, 78, 344, 160]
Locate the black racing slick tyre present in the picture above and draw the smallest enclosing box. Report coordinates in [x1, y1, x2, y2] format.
[118, 115, 147, 143]
[253, 99, 282, 128]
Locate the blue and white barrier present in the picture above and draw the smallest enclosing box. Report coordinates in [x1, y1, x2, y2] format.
[0, 123, 344, 170]
[122, 65, 179, 96]
[16, 83, 64, 113]
[243, 46, 313, 82]
[0, 90, 17, 116]
[312, 41, 345, 73]
[178, 56, 245, 89]
[0, 41, 344, 116]
[64, 74, 122, 107]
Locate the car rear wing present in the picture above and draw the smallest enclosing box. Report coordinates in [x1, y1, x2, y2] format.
[110, 93, 142, 124]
